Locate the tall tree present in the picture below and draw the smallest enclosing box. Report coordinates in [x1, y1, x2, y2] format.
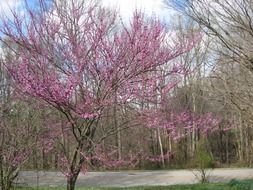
[0, 0, 201, 189]
[166, 0, 253, 165]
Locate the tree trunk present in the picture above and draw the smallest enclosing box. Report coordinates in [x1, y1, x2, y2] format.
[67, 174, 78, 190]
[157, 128, 165, 168]
[236, 112, 244, 162]
[244, 125, 250, 165]
[0, 132, 4, 190]
[226, 133, 229, 164]
[0, 153, 3, 190]
[191, 92, 197, 157]
[114, 97, 121, 160]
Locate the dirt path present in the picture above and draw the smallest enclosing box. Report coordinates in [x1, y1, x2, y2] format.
[17, 168, 253, 187]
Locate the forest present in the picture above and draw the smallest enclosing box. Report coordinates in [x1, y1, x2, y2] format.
[0, 0, 253, 190]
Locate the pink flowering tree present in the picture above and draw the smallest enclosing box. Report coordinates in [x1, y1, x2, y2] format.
[139, 88, 235, 167]
[142, 109, 222, 139]
[0, 0, 201, 189]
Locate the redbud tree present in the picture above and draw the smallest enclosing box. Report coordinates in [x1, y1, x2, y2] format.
[0, 0, 201, 189]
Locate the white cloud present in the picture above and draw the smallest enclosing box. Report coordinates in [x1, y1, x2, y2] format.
[0, 0, 22, 17]
[102, 0, 175, 23]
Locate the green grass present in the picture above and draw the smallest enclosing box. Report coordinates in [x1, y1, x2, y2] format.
[12, 180, 253, 190]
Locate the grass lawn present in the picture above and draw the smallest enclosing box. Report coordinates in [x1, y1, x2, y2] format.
[14, 180, 252, 190]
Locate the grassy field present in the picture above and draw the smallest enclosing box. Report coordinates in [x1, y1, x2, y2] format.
[14, 180, 253, 190]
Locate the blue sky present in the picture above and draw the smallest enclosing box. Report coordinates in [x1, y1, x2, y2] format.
[0, 0, 39, 17]
[0, 0, 180, 22]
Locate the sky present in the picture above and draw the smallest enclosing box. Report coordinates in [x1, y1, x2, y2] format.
[102, 0, 176, 22]
[0, 0, 177, 23]
[0, 0, 22, 16]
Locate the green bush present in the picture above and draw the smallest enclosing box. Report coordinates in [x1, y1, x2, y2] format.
[195, 140, 214, 169]
[193, 139, 214, 183]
